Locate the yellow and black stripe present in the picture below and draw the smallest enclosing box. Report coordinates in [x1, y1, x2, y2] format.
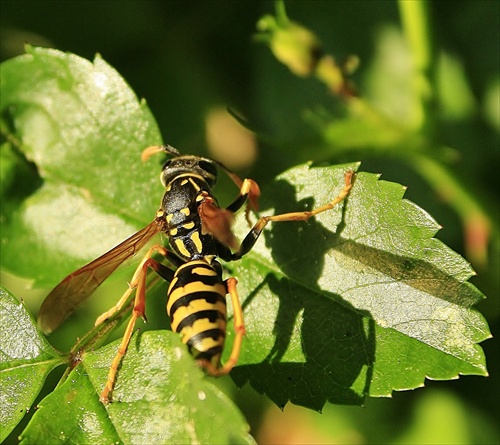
[167, 260, 227, 368]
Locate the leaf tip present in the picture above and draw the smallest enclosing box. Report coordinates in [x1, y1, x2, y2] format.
[351, 161, 362, 172]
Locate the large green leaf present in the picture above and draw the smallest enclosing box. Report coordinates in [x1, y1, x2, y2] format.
[0, 286, 65, 442]
[19, 331, 253, 445]
[228, 165, 490, 409]
[1, 48, 255, 443]
[1, 45, 162, 285]
[0, 287, 252, 444]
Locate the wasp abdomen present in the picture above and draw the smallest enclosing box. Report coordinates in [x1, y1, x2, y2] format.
[167, 260, 227, 366]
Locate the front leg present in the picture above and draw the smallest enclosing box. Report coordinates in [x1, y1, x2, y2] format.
[197, 176, 261, 251]
[225, 177, 261, 217]
[228, 170, 354, 261]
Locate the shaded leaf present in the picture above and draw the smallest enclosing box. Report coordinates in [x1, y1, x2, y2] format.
[0, 287, 65, 442]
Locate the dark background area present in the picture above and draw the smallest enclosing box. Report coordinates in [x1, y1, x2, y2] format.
[1, 1, 498, 443]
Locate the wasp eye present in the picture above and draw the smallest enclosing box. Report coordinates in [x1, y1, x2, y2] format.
[162, 159, 172, 170]
[199, 160, 217, 176]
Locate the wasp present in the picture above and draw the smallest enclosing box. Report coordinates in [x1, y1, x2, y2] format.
[38, 144, 353, 403]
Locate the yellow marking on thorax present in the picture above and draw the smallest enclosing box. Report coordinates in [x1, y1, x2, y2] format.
[180, 208, 190, 216]
[188, 177, 201, 191]
[191, 231, 203, 253]
[174, 239, 190, 258]
[167, 172, 207, 194]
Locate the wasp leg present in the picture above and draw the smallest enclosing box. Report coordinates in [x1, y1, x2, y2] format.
[198, 177, 261, 250]
[100, 245, 176, 404]
[225, 178, 261, 216]
[200, 277, 245, 376]
[229, 170, 354, 261]
[94, 245, 180, 326]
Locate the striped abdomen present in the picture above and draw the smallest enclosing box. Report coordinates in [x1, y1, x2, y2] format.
[167, 260, 227, 368]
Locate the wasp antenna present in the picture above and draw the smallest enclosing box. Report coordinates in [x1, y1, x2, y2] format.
[163, 144, 181, 157]
[141, 144, 181, 162]
[141, 145, 164, 162]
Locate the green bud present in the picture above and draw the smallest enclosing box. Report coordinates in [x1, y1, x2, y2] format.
[257, 14, 322, 77]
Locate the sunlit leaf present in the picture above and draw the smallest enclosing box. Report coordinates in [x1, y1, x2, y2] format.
[20, 331, 254, 445]
[0, 46, 162, 284]
[228, 164, 490, 409]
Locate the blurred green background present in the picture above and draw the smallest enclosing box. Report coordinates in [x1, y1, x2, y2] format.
[1, 1, 498, 443]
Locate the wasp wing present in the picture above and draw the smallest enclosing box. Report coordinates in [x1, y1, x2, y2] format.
[198, 199, 239, 251]
[38, 220, 162, 334]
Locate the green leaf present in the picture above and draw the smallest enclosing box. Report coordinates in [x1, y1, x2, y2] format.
[20, 331, 254, 445]
[0, 286, 65, 442]
[1, 46, 162, 285]
[228, 164, 490, 409]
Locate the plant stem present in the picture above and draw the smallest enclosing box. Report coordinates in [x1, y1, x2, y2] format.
[398, 0, 434, 131]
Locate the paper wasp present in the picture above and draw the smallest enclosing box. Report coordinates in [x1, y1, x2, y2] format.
[38, 144, 353, 403]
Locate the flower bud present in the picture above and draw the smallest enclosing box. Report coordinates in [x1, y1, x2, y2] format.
[257, 14, 322, 77]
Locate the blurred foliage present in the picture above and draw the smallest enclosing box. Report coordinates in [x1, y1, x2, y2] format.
[1, 0, 498, 444]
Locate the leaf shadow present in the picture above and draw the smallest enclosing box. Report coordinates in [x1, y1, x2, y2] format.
[261, 176, 481, 309]
[233, 273, 375, 410]
[232, 178, 375, 409]
[1, 107, 44, 203]
[331, 239, 482, 307]
[232, 174, 482, 409]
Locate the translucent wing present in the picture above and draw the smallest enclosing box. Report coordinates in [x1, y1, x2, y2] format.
[198, 198, 238, 251]
[38, 220, 162, 334]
